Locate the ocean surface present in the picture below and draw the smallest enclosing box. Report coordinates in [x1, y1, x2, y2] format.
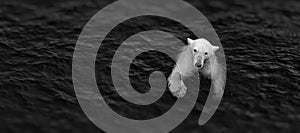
[0, 0, 299, 133]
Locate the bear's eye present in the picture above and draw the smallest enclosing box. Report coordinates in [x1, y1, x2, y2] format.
[193, 49, 197, 52]
[204, 52, 208, 55]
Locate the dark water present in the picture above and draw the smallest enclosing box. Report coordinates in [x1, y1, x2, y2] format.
[0, 0, 299, 133]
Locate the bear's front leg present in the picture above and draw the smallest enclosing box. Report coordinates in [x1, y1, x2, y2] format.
[168, 70, 187, 98]
[169, 80, 187, 98]
[176, 80, 187, 97]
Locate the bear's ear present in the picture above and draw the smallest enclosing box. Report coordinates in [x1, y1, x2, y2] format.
[212, 46, 219, 52]
[187, 38, 194, 45]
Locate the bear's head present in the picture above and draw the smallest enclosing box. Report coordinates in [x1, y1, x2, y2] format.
[187, 38, 219, 69]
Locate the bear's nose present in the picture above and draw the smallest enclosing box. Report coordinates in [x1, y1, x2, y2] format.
[195, 62, 202, 68]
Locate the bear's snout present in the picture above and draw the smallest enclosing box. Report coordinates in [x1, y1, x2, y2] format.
[195, 61, 203, 68]
[194, 55, 205, 69]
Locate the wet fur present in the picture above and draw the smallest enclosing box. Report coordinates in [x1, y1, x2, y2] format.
[168, 38, 220, 97]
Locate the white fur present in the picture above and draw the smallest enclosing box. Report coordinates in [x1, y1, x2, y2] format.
[168, 38, 221, 98]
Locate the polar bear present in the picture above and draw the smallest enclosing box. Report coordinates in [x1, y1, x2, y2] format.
[168, 38, 221, 98]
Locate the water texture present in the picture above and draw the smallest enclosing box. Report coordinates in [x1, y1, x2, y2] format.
[0, 0, 299, 133]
